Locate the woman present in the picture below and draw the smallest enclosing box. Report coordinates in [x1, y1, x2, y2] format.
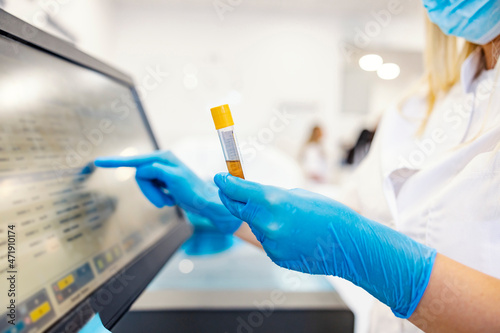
[337, 8, 500, 332]
[95, 1, 500, 331]
[299, 125, 328, 183]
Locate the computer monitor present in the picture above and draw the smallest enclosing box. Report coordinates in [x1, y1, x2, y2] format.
[0, 9, 191, 333]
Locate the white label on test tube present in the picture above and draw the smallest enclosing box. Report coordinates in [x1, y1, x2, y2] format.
[220, 130, 240, 161]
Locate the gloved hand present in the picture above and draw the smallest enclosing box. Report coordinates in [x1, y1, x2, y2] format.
[214, 173, 437, 319]
[94, 151, 242, 234]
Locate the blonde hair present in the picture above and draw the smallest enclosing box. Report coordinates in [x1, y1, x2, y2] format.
[417, 16, 478, 133]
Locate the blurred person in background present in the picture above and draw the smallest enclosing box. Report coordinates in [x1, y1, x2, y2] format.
[299, 125, 329, 183]
[95, 0, 500, 332]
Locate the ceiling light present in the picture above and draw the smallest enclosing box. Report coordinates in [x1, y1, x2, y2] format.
[358, 54, 383, 72]
[377, 63, 400, 80]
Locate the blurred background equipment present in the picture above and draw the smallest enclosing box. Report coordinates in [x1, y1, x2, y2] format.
[343, 127, 377, 166]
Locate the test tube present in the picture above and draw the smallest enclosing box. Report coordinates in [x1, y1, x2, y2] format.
[210, 104, 245, 179]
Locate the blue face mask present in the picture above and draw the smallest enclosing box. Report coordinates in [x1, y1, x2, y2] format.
[422, 0, 500, 44]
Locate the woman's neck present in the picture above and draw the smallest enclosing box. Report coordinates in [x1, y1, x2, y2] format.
[482, 35, 500, 70]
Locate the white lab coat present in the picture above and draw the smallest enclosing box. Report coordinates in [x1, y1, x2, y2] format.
[341, 48, 500, 333]
[300, 142, 328, 183]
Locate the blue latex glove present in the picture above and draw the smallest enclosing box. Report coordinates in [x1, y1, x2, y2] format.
[94, 151, 242, 234]
[214, 173, 437, 319]
[78, 314, 110, 333]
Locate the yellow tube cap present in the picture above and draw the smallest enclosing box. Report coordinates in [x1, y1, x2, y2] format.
[210, 104, 234, 130]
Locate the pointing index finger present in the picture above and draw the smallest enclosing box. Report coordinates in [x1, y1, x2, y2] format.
[94, 151, 176, 168]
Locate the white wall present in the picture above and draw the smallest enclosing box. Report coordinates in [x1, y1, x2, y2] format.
[102, 3, 424, 179]
[106, 5, 343, 168]
[1, 0, 115, 57]
[2, 0, 425, 182]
